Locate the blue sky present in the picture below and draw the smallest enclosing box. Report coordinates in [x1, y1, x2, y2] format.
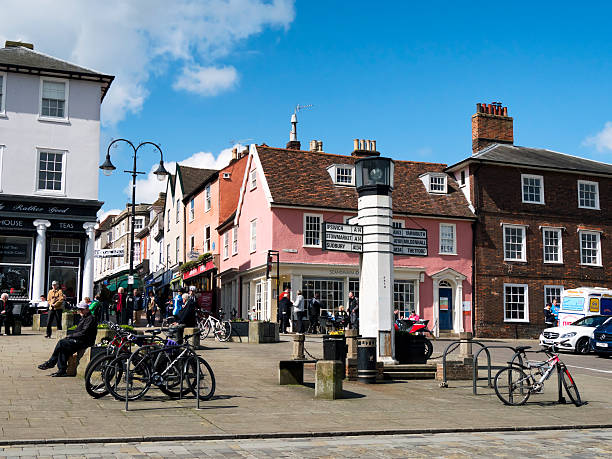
[2, 1, 612, 215]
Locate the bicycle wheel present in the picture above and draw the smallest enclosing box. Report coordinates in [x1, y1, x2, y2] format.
[184, 356, 216, 400]
[423, 338, 433, 360]
[84, 354, 114, 398]
[200, 320, 212, 340]
[561, 367, 583, 406]
[494, 367, 532, 406]
[104, 353, 151, 401]
[216, 321, 232, 342]
[153, 349, 191, 398]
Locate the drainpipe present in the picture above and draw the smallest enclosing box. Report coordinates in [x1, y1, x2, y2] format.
[471, 162, 482, 337]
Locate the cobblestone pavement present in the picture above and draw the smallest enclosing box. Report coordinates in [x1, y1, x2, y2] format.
[0, 428, 611, 458]
[1, 331, 612, 443]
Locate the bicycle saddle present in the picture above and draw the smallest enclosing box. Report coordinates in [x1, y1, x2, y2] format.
[514, 345, 532, 352]
[145, 328, 162, 335]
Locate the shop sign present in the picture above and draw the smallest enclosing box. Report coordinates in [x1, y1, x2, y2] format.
[0, 241, 28, 258]
[322, 221, 363, 253]
[49, 256, 80, 268]
[95, 248, 125, 258]
[50, 221, 82, 233]
[183, 260, 216, 280]
[393, 228, 428, 257]
[198, 291, 213, 311]
[0, 200, 98, 218]
[0, 217, 34, 231]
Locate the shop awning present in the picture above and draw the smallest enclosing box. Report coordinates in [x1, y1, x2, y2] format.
[182, 260, 216, 281]
[105, 274, 142, 292]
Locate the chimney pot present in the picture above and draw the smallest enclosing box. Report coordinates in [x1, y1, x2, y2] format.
[309, 140, 318, 151]
[353, 139, 359, 150]
[317, 140, 323, 152]
[372, 140, 377, 151]
[365, 140, 371, 151]
[231, 147, 238, 160]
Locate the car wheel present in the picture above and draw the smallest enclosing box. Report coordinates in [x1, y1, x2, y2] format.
[574, 337, 590, 355]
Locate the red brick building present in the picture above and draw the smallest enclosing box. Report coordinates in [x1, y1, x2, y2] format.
[447, 103, 612, 338]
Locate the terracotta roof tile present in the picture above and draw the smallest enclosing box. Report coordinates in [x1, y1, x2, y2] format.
[256, 146, 474, 219]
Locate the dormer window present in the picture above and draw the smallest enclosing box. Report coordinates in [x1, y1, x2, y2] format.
[223, 172, 231, 179]
[420, 172, 447, 194]
[327, 164, 355, 186]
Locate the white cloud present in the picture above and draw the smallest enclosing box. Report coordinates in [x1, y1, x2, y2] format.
[128, 147, 236, 203]
[97, 208, 121, 223]
[584, 122, 612, 152]
[173, 65, 238, 96]
[0, 0, 295, 125]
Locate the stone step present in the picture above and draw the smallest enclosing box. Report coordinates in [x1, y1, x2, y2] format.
[384, 364, 437, 371]
[385, 371, 436, 380]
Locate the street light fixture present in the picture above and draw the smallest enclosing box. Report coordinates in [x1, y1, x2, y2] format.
[99, 139, 170, 292]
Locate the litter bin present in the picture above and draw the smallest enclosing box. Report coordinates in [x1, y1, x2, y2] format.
[357, 338, 377, 383]
[323, 335, 347, 378]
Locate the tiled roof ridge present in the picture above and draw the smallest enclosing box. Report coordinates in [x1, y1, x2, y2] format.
[256, 145, 447, 168]
[1, 45, 109, 76]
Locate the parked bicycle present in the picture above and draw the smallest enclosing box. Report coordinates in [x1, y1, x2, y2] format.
[493, 340, 583, 406]
[197, 310, 232, 342]
[103, 328, 215, 402]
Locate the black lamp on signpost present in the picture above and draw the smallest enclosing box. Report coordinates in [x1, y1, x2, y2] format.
[100, 139, 169, 290]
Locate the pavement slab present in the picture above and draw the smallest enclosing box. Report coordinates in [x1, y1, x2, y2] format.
[0, 331, 611, 446]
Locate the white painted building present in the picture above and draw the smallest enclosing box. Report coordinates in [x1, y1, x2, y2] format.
[0, 41, 113, 306]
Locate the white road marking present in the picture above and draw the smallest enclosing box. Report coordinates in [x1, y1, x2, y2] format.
[566, 364, 612, 374]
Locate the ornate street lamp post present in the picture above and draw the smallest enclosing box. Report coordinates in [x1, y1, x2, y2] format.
[100, 139, 169, 289]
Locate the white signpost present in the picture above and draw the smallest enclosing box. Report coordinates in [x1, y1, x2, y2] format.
[392, 228, 427, 256]
[94, 248, 125, 258]
[322, 222, 363, 253]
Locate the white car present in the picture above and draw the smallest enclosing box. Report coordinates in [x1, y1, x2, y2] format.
[539, 315, 612, 354]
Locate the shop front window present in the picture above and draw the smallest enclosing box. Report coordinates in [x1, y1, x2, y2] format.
[0, 236, 33, 298]
[302, 278, 344, 316]
[394, 280, 415, 318]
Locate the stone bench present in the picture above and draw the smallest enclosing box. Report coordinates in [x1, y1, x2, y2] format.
[279, 359, 316, 385]
[66, 348, 88, 377]
[183, 327, 200, 348]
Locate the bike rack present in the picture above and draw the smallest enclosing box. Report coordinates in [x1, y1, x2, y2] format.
[439, 339, 487, 388]
[472, 345, 523, 395]
[124, 344, 203, 412]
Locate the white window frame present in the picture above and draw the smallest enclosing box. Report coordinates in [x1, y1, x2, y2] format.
[0, 72, 6, 116]
[35, 148, 67, 195]
[166, 244, 171, 265]
[503, 283, 529, 323]
[159, 240, 163, 264]
[250, 219, 257, 253]
[223, 232, 229, 260]
[175, 236, 180, 263]
[577, 180, 600, 210]
[176, 199, 180, 223]
[439, 223, 457, 255]
[39, 77, 69, 123]
[503, 224, 527, 262]
[232, 227, 238, 255]
[521, 174, 545, 205]
[189, 199, 195, 222]
[542, 227, 563, 264]
[303, 213, 323, 248]
[0, 144, 4, 192]
[544, 285, 564, 308]
[205, 185, 211, 212]
[250, 170, 257, 190]
[133, 217, 145, 233]
[579, 230, 602, 266]
[204, 225, 211, 252]
[429, 174, 447, 193]
[189, 235, 195, 252]
[167, 210, 170, 228]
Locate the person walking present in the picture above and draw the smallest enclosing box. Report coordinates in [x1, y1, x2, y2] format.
[45, 281, 65, 339]
[293, 289, 305, 333]
[89, 295, 101, 322]
[348, 291, 359, 330]
[99, 286, 111, 322]
[114, 287, 127, 325]
[307, 293, 322, 334]
[0, 293, 15, 335]
[146, 291, 158, 327]
[551, 298, 560, 326]
[37, 302, 98, 377]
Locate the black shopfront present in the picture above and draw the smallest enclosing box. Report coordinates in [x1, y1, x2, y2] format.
[0, 195, 101, 306]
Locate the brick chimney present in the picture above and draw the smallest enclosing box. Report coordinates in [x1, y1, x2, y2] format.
[471, 102, 513, 154]
[286, 140, 301, 150]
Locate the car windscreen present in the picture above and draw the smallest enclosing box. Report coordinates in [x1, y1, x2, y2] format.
[573, 316, 609, 327]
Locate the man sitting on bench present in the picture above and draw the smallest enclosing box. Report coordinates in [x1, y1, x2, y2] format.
[37, 301, 98, 377]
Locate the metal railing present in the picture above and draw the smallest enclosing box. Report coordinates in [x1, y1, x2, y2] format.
[472, 345, 523, 395]
[438, 339, 487, 388]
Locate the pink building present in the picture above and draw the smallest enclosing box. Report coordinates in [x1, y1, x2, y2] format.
[219, 142, 475, 336]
